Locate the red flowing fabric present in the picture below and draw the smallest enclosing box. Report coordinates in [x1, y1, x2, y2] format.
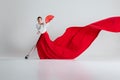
[36, 17, 120, 59]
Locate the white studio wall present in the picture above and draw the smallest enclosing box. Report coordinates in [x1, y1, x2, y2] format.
[0, 0, 120, 60]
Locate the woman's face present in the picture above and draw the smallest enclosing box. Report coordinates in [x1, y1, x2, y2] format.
[38, 18, 42, 24]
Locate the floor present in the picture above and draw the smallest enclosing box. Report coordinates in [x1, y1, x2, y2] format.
[0, 60, 120, 80]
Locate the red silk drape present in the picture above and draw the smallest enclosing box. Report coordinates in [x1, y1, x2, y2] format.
[36, 17, 120, 59]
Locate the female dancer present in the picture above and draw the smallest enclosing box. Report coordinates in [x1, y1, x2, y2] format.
[25, 16, 50, 59]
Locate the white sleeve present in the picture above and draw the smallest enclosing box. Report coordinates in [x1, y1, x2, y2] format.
[44, 23, 50, 28]
[36, 24, 40, 31]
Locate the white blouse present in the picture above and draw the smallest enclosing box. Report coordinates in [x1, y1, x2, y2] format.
[36, 23, 49, 34]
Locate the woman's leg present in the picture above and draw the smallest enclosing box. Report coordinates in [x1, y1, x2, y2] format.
[25, 45, 36, 59]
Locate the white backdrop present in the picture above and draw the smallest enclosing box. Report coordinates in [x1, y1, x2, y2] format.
[0, 0, 120, 60]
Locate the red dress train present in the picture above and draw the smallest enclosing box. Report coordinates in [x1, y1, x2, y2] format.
[36, 17, 120, 59]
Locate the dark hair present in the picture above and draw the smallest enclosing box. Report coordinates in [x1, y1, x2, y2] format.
[37, 16, 42, 21]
